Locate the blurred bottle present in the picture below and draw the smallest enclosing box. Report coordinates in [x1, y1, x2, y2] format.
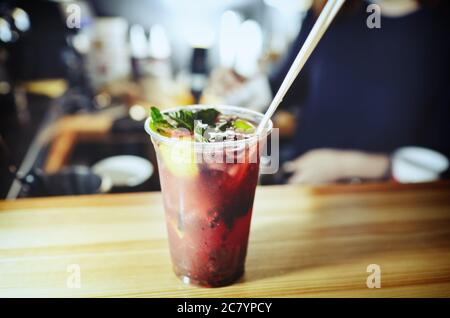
[129, 24, 150, 81]
[130, 24, 172, 79]
[147, 24, 172, 78]
[129, 23, 178, 107]
[190, 46, 209, 103]
[86, 17, 130, 89]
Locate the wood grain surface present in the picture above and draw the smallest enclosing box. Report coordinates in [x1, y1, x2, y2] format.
[1, 183, 450, 297]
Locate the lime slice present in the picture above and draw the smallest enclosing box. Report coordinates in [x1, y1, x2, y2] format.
[233, 119, 255, 133]
[158, 141, 198, 178]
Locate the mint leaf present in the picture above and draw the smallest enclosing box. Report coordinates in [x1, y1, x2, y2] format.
[194, 109, 220, 126]
[150, 106, 164, 122]
[168, 109, 195, 132]
[217, 120, 232, 132]
[149, 107, 223, 138]
[149, 106, 174, 136]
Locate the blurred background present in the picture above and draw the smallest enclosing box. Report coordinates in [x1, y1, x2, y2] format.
[0, 0, 449, 199]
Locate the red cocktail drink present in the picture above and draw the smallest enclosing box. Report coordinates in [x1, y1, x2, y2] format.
[145, 105, 271, 287]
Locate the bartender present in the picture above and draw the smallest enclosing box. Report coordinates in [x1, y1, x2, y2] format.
[207, 0, 450, 184]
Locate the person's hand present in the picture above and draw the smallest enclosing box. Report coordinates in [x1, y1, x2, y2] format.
[283, 149, 390, 184]
[283, 149, 345, 184]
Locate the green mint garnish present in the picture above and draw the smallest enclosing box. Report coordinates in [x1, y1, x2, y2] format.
[149, 106, 254, 141]
[168, 109, 195, 132]
[149, 106, 174, 136]
[217, 120, 232, 132]
[150, 107, 220, 134]
[194, 109, 220, 126]
[168, 108, 220, 132]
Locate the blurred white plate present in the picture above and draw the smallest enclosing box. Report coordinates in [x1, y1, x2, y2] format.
[392, 147, 449, 183]
[92, 155, 153, 188]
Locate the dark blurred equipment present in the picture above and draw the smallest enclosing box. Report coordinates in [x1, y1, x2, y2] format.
[0, 1, 102, 198]
[4, 0, 96, 110]
[0, 2, 30, 114]
[5, 1, 92, 82]
[66, 129, 161, 194]
[18, 166, 110, 197]
[0, 2, 31, 196]
[0, 136, 14, 196]
[0, 0, 97, 130]
[59, 87, 97, 114]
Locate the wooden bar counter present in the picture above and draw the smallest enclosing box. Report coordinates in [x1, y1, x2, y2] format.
[1, 183, 450, 297]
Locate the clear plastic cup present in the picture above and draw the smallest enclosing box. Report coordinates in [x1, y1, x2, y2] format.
[145, 105, 272, 287]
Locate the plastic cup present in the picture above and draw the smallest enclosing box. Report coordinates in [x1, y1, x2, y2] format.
[145, 105, 272, 287]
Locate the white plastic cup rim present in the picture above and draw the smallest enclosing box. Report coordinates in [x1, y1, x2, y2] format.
[144, 105, 273, 149]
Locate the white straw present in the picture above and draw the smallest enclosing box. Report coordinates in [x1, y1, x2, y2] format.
[256, 0, 345, 135]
